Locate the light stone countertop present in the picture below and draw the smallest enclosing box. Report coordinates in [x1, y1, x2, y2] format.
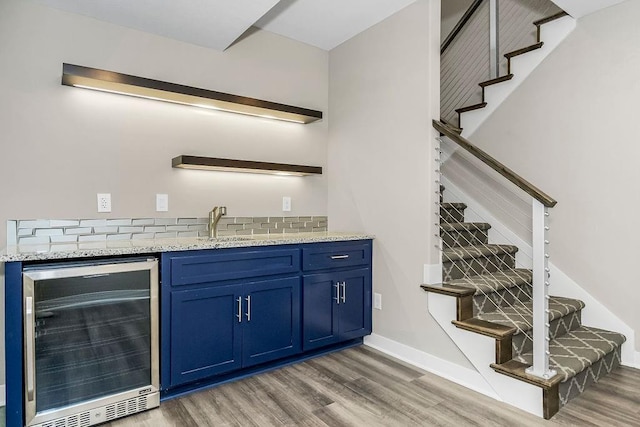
[0, 232, 375, 262]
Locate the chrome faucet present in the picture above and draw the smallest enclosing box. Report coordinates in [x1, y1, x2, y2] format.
[209, 206, 227, 238]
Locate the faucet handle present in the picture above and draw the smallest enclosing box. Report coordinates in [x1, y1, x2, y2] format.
[220, 206, 227, 215]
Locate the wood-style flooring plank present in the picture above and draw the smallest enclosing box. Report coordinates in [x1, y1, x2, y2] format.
[104, 346, 640, 427]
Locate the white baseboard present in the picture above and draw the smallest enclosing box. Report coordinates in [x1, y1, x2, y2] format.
[634, 351, 640, 369]
[0, 384, 5, 406]
[363, 333, 500, 400]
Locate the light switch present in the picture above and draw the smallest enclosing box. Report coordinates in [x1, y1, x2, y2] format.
[156, 194, 169, 212]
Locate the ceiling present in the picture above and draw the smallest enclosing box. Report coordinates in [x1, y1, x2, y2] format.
[32, 0, 417, 51]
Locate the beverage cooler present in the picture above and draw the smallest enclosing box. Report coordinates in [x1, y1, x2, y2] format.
[22, 258, 159, 427]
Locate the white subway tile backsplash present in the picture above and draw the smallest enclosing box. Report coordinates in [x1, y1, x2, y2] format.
[107, 219, 132, 226]
[7, 221, 17, 245]
[154, 218, 178, 226]
[19, 236, 50, 245]
[132, 219, 155, 226]
[65, 227, 92, 235]
[50, 235, 79, 243]
[79, 235, 107, 242]
[177, 231, 198, 238]
[119, 226, 144, 233]
[94, 226, 119, 234]
[132, 233, 155, 240]
[80, 219, 107, 227]
[50, 220, 80, 227]
[177, 218, 198, 225]
[107, 234, 132, 241]
[155, 232, 178, 239]
[166, 225, 190, 232]
[35, 229, 64, 236]
[7, 216, 329, 246]
[19, 220, 50, 229]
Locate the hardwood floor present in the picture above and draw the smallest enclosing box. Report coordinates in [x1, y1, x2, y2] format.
[106, 346, 640, 426]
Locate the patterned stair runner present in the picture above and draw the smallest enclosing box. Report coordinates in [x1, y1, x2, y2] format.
[433, 190, 626, 411]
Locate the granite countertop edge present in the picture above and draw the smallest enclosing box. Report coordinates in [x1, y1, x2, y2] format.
[0, 232, 375, 262]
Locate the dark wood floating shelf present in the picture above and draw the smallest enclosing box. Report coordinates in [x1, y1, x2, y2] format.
[172, 155, 322, 176]
[61, 63, 323, 124]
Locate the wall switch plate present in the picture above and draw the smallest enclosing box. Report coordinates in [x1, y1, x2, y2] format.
[374, 293, 382, 310]
[156, 194, 169, 212]
[97, 193, 111, 213]
[282, 196, 291, 212]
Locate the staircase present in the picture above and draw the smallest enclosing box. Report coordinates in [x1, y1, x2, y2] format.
[423, 188, 626, 419]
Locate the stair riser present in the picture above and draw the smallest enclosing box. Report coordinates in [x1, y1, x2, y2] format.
[559, 347, 622, 407]
[512, 310, 583, 359]
[443, 252, 515, 281]
[442, 229, 488, 249]
[440, 207, 464, 223]
[473, 285, 532, 316]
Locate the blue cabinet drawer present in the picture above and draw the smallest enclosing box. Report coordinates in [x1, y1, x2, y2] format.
[302, 241, 371, 271]
[170, 247, 301, 286]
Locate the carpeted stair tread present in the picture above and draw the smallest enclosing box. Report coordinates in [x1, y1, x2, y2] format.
[441, 222, 491, 232]
[475, 296, 585, 334]
[445, 268, 531, 295]
[513, 326, 627, 382]
[443, 244, 518, 262]
[441, 202, 467, 210]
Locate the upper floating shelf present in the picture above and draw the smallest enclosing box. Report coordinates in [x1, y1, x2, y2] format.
[61, 63, 323, 124]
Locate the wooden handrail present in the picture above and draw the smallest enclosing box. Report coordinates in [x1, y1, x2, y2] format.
[441, 0, 486, 55]
[433, 120, 557, 208]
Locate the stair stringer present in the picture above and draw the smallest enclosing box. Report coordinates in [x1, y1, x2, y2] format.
[460, 15, 576, 138]
[440, 176, 638, 367]
[428, 292, 545, 417]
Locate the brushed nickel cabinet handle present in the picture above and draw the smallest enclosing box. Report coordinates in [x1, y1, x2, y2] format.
[331, 255, 349, 260]
[236, 296, 243, 323]
[334, 283, 340, 304]
[245, 295, 251, 321]
[340, 282, 346, 303]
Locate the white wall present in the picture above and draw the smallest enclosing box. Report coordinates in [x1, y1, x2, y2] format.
[469, 0, 640, 350]
[0, 0, 329, 385]
[328, 0, 473, 368]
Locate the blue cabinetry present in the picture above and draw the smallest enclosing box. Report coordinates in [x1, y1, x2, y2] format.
[302, 242, 372, 352]
[163, 247, 302, 388]
[4, 239, 372, 426]
[169, 276, 301, 386]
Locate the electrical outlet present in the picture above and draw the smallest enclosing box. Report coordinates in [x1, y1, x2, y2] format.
[97, 193, 111, 213]
[156, 194, 169, 212]
[374, 293, 382, 310]
[282, 196, 292, 212]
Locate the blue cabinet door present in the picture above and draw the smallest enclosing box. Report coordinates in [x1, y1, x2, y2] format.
[170, 285, 243, 386]
[303, 268, 372, 351]
[337, 268, 372, 340]
[242, 276, 301, 367]
[302, 272, 340, 351]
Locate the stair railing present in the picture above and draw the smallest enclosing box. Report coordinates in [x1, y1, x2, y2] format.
[434, 119, 558, 380]
[441, 0, 563, 126]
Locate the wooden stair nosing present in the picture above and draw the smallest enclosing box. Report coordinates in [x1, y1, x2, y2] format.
[479, 74, 514, 88]
[452, 318, 516, 339]
[421, 284, 475, 298]
[504, 42, 544, 59]
[490, 360, 563, 389]
[533, 11, 569, 27]
[455, 102, 487, 114]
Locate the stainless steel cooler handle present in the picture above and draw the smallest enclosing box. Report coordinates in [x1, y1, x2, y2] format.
[25, 296, 35, 401]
